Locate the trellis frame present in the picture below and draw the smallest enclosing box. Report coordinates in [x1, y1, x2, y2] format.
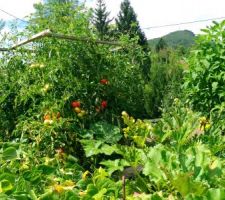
[0, 29, 122, 52]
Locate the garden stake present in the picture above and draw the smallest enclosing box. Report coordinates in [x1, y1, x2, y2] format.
[122, 175, 126, 200]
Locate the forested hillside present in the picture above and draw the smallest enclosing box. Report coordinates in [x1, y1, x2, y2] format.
[148, 30, 195, 49]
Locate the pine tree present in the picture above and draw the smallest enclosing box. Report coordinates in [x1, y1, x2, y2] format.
[116, 0, 151, 81]
[116, 0, 148, 49]
[93, 0, 112, 39]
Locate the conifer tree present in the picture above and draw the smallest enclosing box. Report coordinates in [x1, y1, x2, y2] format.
[116, 0, 148, 49]
[93, 0, 112, 38]
[116, 0, 151, 80]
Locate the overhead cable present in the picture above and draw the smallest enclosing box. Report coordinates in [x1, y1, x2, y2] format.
[0, 8, 28, 23]
[143, 16, 225, 29]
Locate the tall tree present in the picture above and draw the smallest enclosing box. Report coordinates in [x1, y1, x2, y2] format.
[93, 0, 112, 38]
[116, 0, 151, 81]
[116, 0, 148, 48]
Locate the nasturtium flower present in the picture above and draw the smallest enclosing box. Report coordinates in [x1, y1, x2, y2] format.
[101, 100, 107, 109]
[100, 79, 109, 85]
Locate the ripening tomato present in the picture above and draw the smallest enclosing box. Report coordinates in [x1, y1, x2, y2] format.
[80, 110, 86, 115]
[77, 113, 84, 118]
[101, 100, 107, 109]
[100, 79, 109, 85]
[78, 110, 86, 118]
[71, 101, 81, 108]
[44, 119, 53, 124]
[74, 107, 81, 113]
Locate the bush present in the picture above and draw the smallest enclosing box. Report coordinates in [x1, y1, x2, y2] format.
[183, 20, 225, 115]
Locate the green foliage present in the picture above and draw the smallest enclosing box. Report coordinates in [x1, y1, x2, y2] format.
[87, 121, 122, 144]
[0, 1, 147, 139]
[115, 0, 151, 81]
[143, 49, 184, 117]
[153, 100, 203, 148]
[184, 20, 225, 124]
[122, 111, 152, 147]
[0, 1, 225, 199]
[155, 38, 168, 52]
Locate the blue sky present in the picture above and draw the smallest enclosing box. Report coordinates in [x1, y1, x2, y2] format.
[1, 0, 225, 39]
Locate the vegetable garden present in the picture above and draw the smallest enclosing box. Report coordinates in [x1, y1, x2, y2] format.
[0, 1, 225, 199]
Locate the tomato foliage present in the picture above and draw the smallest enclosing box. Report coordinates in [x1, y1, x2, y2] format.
[0, 1, 225, 199]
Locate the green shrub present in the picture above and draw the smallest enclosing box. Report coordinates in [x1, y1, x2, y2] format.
[184, 20, 225, 115]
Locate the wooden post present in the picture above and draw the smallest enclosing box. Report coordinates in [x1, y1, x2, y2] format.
[122, 175, 126, 200]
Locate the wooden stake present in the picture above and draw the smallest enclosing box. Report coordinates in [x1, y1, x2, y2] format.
[122, 175, 126, 200]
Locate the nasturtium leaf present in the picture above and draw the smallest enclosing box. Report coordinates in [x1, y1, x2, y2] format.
[2, 147, 17, 160]
[90, 122, 122, 144]
[80, 140, 103, 157]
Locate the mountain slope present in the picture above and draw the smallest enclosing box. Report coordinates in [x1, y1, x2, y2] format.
[148, 30, 195, 49]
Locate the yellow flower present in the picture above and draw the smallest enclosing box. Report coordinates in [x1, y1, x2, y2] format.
[53, 184, 64, 193]
[199, 117, 207, 123]
[82, 171, 90, 180]
[209, 160, 218, 170]
[121, 111, 128, 117]
[79, 191, 87, 196]
[63, 180, 75, 187]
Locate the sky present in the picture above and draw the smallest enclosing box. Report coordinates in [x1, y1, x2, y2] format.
[0, 0, 225, 39]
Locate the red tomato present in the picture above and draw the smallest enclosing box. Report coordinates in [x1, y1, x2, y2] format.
[100, 79, 109, 85]
[101, 100, 107, 109]
[71, 101, 81, 108]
